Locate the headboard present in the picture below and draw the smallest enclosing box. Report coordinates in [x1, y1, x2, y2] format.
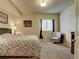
[0, 28, 11, 34]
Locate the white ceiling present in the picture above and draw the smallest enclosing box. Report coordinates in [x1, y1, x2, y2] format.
[11, 0, 74, 14]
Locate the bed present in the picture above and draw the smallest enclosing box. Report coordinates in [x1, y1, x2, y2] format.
[0, 28, 41, 59]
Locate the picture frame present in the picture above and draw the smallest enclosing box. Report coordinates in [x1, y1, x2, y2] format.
[0, 11, 8, 24]
[24, 20, 32, 27]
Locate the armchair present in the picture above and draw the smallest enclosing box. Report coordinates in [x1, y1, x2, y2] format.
[51, 32, 61, 44]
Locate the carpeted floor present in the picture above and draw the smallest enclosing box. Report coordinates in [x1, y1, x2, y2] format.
[0, 42, 74, 59]
[40, 42, 74, 59]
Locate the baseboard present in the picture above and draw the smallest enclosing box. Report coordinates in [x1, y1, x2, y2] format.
[63, 42, 71, 48]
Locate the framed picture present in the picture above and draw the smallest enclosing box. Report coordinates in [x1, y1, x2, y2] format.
[24, 20, 32, 27]
[0, 11, 8, 24]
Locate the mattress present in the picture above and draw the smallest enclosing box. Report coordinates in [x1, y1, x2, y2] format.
[0, 34, 41, 57]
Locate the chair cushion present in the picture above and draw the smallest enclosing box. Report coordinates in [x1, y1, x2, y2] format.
[51, 37, 59, 39]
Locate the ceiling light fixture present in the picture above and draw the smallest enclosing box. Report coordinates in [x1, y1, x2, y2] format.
[40, 0, 47, 7]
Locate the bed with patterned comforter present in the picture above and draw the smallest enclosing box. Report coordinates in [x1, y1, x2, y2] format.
[0, 34, 41, 58]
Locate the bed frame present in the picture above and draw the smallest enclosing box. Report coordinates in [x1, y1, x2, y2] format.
[0, 28, 40, 59]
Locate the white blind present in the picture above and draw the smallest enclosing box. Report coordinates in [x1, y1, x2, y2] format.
[42, 20, 53, 31]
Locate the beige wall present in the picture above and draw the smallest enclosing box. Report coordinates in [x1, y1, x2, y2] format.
[16, 13, 60, 39]
[76, 0, 79, 36]
[60, 4, 76, 47]
[0, 7, 18, 29]
[0, 0, 22, 34]
[76, 0, 79, 59]
[0, 0, 60, 39]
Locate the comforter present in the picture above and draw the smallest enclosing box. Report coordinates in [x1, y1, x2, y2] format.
[0, 34, 41, 57]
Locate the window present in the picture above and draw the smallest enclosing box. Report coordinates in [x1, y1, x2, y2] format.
[42, 20, 53, 31]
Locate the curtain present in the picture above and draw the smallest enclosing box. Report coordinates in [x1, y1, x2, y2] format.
[40, 19, 43, 39]
[52, 19, 55, 35]
[52, 19, 55, 32]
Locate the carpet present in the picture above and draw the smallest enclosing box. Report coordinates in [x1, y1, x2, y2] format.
[40, 42, 74, 59]
[0, 42, 74, 59]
